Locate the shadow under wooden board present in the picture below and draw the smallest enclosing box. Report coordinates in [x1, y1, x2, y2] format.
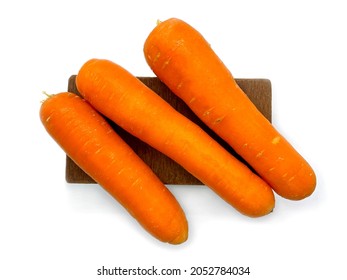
[66, 75, 272, 185]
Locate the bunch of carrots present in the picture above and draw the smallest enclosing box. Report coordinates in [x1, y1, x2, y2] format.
[40, 18, 316, 245]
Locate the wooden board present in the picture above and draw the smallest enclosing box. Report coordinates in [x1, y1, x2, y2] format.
[66, 75, 272, 184]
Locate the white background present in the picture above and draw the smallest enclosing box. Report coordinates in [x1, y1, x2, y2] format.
[1, 0, 346, 279]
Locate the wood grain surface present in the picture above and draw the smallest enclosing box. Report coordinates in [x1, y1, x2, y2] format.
[65, 75, 272, 185]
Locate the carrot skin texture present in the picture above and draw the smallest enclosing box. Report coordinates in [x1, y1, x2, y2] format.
[143, 18, 316, 200]
[76, 59, 275, 218]
[40, 92, 188, 244]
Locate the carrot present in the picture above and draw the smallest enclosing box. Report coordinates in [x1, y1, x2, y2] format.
[76, 58, 275, 218]
[143, 18, 316, 200]
[40, 92, 188, 244]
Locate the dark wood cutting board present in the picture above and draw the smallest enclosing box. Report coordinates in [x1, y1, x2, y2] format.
[65, 75, 272, 185]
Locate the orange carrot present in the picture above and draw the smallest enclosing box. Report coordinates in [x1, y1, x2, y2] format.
[143, 18, 316, 200]
[40, 92, 188, 244]
[76, 58, 275, 218]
